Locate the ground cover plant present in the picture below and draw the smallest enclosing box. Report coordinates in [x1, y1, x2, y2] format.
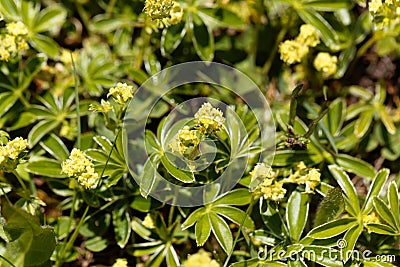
[0, 0, 399, 266]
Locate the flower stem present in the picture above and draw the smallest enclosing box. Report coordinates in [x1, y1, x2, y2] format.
[223, 196, 255, 267]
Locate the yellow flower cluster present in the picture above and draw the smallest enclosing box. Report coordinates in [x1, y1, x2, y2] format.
[0, 22, 29, 61]
[283, 162, 321, 193]
[194, 102, 225, 133]
[107, 82, 134, 105]
[313, 52, 338, 78]
[250, 163, 286, 202]
[183, 249, 220, 267]
[368, 0, 400, 29]
[0, 136, 29, 172]
[297, 24, 320, 47]
[170, 126, 201, 155]
[61, 148, 99, 189]
[6, 21, 29, 36]
[363, 211, 380, 225]
[142, 214, 155, 229]
[279, 24, 320, 65]
[59, 48, 79, 65]
[144, 0, 183, 28]
[112, 258, 128, 267]
[89, 99, 113, 114]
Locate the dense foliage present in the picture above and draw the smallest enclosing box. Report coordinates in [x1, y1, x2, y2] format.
[0, 0, 399, 266]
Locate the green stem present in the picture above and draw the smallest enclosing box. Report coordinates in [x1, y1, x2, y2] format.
[0, 186, 12, 205]
[0, 254, 17, 267]
[71, 53, 81, 149]
[261, 26, 288, 76]
[288, 84, 304, 129]
[106, 0, 117, 15]
[55, 205, 90, 267]
[13, 170, 27, 192]
[223, 196, 255, 267]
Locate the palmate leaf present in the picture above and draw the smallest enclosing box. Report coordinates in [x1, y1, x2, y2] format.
[1, 203, 56, 267]
[181, 189, 253, 253]
[314, 187, 345, 226]
[286, 191, 309, 242]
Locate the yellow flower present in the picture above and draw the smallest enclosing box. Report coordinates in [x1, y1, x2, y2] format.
[194, 103, 225, 133]
[61, 148, 100, 189]
[0, 47, 11, 61]
[0, 136, 28, 172]
[107, 82, 134, 105]
[260, 181, 286, 202]
[313, 52, 338, 77]
[250, 163, 275, 183]
[142, 214, 155, 229]
[112, 258, 128, 267]
[144, 0, 174, 20]
[89, 100, 113, 114]
[304, 168, 321, 193]
[183, 249, 220, 267]
[169, 2, 183, 25]
[170, 126, 200, 155]
[279, 40, 309, 65]
[77, 167, 99, 189]
[59, 49, 79, 65]
[369, 0, 383, 13]
[6, 21, 28, 36]
[296, 24, 320, 47]
[363, 211, 380, 225]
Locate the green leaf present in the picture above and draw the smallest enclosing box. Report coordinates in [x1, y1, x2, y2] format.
[33, 5, 66, 33]
[26, 158, 66, 178]
[0, 0, 19, 20]
[296, 8, 339, 50]
[308, 218, 358, 239]
[373, 197, 397, 229]
[378, 106, 396, 135]
[29, 34, 60, 58]
[181, 207, 206, 230]
[342, 224, 363, 263]
[324, 98, 345, 136]
[209, 212, 233, 254]
[1, 203, 56, 267]
[161, 22, 186, 56]
[85, 236, 108, 252]
[286, 192, 309, 242]
[160, 154, 195, 183]
[230, 259, 287, 267]
[212, 206, 255, 230]
[328, 165, 360, 214]
[112, 208, 131, 248]
[28, 119, 60, 147]
[195, 215, 211, 246]
[335, 154, 376, 180]
[190, 13, 214, 61]
[198, 8, 245, 28]
[40, 134, 69, 161]
[213, 188, 252, 206]
[302, 245, 343, 267]
[166, 245, 180, 267]
[362, 168, 389, 214]
[9, 112, 37, 130]
[354, 108, 374, 138]
[388, 182, 400, 229]
[140, 155, 159, 198]
[365, 223, 397, 235]
[314, 187, 345, 226]
[302, 0, 353, 11]
[0, 92, 18, 117]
